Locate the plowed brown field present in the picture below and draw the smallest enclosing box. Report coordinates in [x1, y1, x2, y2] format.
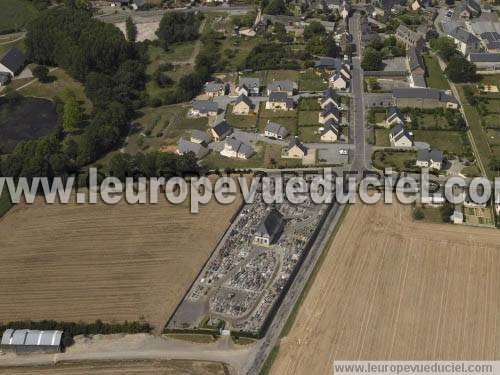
[272, 202, 500, 375]
[0, 191, 241, 331]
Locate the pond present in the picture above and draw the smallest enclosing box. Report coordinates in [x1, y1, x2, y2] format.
[0, 97, 57, 153]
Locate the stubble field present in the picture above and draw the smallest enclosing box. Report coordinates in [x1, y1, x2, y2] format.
[0, 190, 241, 331]
[272, 202, 500, 374]
[0, 360, 226, 375]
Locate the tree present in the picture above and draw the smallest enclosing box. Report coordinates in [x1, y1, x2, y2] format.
[303, 21, 326, 40]
[61, 90, 82, 132]
[156, 13, 200, 50]
[32, 65, 50, 83]
[361, 48, 383, 71]
[324, 34, 339, 58]
[125, 16, 137, 42]
[445, 56, 477, 83]
[430, 36, 458, 61]
[264, 0, 287, 15]
[413, 208, 425, 220]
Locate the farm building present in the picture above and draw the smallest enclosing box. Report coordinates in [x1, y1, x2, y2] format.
[1, 329, 63, 353]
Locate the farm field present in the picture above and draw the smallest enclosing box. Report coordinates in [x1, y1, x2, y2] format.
[0, 189, 242, 331]
[0, 360, 227, 375]
[271, 202, 500, 375]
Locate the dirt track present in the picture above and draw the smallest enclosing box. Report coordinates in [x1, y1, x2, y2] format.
[0, 191, 241, 331]
[272, 202, 500, 374]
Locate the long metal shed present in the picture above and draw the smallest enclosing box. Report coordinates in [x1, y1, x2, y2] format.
[1, 329, 63, 353]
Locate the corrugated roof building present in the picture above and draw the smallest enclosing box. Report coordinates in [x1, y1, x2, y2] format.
[1, 329, 63, 353]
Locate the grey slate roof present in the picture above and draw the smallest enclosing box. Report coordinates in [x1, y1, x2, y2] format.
[191, 129, 210, 143]
[320, 122, 340, 136]
[417, 148, 443, 163]
[1, 329, 62, 347]
[225, 137, 255, 158]
[192, 100, 218, 114]
[480, 32, 500, 49]
[267, 80, 295, 92]
[391, 123, 413, 143]
[205, 81, 226, 93]
[212, 120, 233, 137]
[0, 47, 26, 74]
[269, 91, 289, 102]
[321, 103, 340, 117]
[387, 106, 403, 121]
[449, 26, 481, 46]
[288, 138, 308, 154]
[323, 87, 339, 100]
[235, 94, 253, 107]
[177, 138, 208, 155]
[469, 52, 500, 62]
[393, 88, 458, 104]
[407, 46, 424, 72]
[265, 121, 289, 138]
[238, 77, 260, 90]
[314, 57, 344, 70]
[255, 208, 284, 239]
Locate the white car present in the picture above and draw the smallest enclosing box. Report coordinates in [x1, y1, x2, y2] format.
[339, 149, 348, 155]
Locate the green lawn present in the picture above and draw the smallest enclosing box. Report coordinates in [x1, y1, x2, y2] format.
[372, 149, 417, 172]
[413, 130, 471, 157]
[19, 68, 92, 113]
[225, 104, 258, 128]
[0, 37, 26, 55]
[297, 97, 321, 111]
[299, 70, 327, 91]
[0, 0, 39, 33]
[221, 36, 261, 72]
[423, 55, 450, 90]
[375, 128, 391, 147]
[298, 111, 319, 126]
[297, 125, 320, 142]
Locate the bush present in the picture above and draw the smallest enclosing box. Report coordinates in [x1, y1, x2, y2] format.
[413, 208, 425, 220]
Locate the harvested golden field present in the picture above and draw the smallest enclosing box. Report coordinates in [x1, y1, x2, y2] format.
[0, 191, 241, 331]
[272, 202, 500, 375]
[0, 360, 226, 375]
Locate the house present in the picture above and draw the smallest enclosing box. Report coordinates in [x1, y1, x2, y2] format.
[190, 100, 218, 117]
[468, 53, 500, 71]
[320, 121, 341, 142]
[266, 80, 295, 96]
[393, 88, 459, 109]
[236, 77, 260, 96]
[450, 210, 464, 224]
[395, 25, 425, 50]
[205, 81, 227, 98]
[220, 137, 255, 159]
[264, 121, 289, 139]
[455, 0, 481, 20]
[253, 208, 285, 247]
[340, 0, 351, 19]
[416, 149, 444, 170]
[480, 32, 500, 53]
[319, 103, 340, 124]
[320, 88, 341, 109]
[446, 25, 481, 55]
[1, 329, 63, 354]
[421, 192, 445, 206]
[232, 94, 253, 115]
[386, 106, 404, 127]
[284, 138, 308, 158]
[131, 0, 145, 9]
[0, 48, 26, 77]
[0, 72, 10, 86]
[407, 46, 426, 88]
[314, 57, 351, 77]
[190, 129, 211, 144]
[176, 138, 209, 159]
[329, 71, 349, 90]
[410, 0, 422, 11]
[389, 123, 414, 147]
[210, 120, 233, 142]
[266, 92, 295, 110]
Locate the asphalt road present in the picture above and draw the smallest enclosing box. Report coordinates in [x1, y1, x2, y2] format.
[348, 13, 371, 174]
